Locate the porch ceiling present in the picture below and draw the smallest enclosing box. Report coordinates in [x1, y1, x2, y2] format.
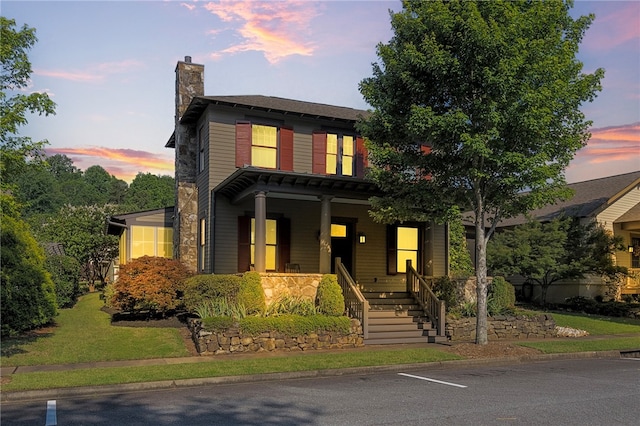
[214, 167, 382, 204]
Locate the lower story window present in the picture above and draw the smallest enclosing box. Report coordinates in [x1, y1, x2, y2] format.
[251, 218, 277, 270]
[130, 226, 173, 260]
[397, 226, 418, 273]
[632, 236, 640, 269]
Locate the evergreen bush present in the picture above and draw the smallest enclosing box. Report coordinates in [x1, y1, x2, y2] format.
[315, 274, 345, 316]
[488, 276, 516, 315]
[238, 271, 266, 315]
[433, 276, 459, 311]
[45, 254, 82, 308]
[182, 274, 242, 313]
[1, 212, 57, 336]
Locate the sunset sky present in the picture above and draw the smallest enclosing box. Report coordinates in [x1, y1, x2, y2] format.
[4, 0, 639, 183]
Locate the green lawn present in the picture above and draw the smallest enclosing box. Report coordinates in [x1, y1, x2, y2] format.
[550, 311, 640, 335]
[0, 293, 190, 367]
[1, 348, 461, 392]
[3, 295, 640, 393]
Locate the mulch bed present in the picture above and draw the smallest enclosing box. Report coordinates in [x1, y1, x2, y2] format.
[101, 306, 193, 328]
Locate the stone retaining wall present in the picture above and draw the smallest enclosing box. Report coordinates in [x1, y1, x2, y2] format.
[446, 314, 556, 341]
[258, 273, 323, 306]
[189, 318, 364, 355]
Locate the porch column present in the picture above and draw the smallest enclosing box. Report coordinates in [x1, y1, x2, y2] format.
[254, 191, 267, 273]
[319, 195, 333, 274]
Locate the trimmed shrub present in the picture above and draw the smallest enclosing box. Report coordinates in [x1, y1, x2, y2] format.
[182, 274, 242, 313]
[45, 254, 82, 308]
[316, 274, 345, 316]
[1, 213, 57, 336]
[238, 271, 266, 315]
[488, 276, 516, 315]
[108, 256, 190, 315]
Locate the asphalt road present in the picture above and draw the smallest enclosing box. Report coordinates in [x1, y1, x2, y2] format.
[2, 357, 639, 425]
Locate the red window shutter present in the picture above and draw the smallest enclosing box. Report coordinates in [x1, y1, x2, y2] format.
[237, 216, 251, 272]
[312, 131, 327, 175]
[420, 144, 432, 180]
[279, 127, 294, 171]
[277, 217, 291, 272]
[355, 136, 368, 178]
[387, 225, 397, 275]
[235, 121, 252, 168]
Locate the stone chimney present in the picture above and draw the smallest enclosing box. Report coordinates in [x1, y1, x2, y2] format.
[173, 56, 204, 272]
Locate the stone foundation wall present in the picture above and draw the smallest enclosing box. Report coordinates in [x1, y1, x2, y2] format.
[446, 314, 556, 342]
[259, 273, 323, 306]
[189, 318, 364, 355]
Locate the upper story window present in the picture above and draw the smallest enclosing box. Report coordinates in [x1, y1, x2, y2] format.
[235, 121, 293, 171]
[313, 131, 366, 178]
[251, 124, 278, 168]
[325, 134, 354, 176]
[198, 125, 205, 172]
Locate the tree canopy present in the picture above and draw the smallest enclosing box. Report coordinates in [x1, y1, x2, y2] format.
[0, 17, 56, 184]
[487, 217, 627, 305]
[358, 0, 603, 344]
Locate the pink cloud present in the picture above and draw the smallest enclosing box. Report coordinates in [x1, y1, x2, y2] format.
[573, 122, 640, 170]
[34, 59, 145, 83]
[582, 3, 640, 50]
[45, 147, 174, 182]
[203, 0, 318, 63]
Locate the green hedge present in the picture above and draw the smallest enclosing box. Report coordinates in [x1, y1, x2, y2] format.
[182, 274, 242, 313]
[238, 271, 266, 315]
[45, 254, 82, 308]
[316, 274, 345, 316]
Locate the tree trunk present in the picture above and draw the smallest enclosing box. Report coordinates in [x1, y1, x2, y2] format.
[475, 219, 489, 345]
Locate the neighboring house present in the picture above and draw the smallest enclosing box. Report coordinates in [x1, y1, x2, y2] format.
[164, 57, 449, 343]
[470, 171, 640, 303]
[106, 207, 175, 280]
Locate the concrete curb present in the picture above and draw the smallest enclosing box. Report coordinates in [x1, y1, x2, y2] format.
[1, 349, 625, 403]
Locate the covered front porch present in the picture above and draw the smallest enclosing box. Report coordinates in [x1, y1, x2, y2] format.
[210, 167, 448, 292]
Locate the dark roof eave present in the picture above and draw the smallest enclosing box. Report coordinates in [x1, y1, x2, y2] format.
[213, 167, 380, 203]
[179, 96, 369, 125]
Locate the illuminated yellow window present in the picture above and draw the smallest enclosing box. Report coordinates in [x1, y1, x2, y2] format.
[252, 124, 277, 168]
[326, 133, 338, 174]
[119, 229, 127, 265]
[251, 218, 277, 270]
[130, 226, 173, 260]
[342, 135, 354, 176]
[131, 226, 156, 258]
[331, 224, 347, 238]
[397, 226, 418, 273]
[158, 228, 173, 258]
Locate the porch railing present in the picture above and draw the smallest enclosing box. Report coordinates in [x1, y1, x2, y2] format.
[335, 257, 369, 339]
[405, 259, 446, 337]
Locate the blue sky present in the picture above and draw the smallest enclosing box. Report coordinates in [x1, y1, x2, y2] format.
[4, 0, 639, 183]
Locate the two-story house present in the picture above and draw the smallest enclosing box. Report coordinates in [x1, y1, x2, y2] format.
[166, 57, 449, 343]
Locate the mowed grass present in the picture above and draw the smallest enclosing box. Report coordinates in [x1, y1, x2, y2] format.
[550, 311, 640, 335]
[0, 293, 190, 367]
[2, 348, 461, 391]
[520, 310, 640, 354]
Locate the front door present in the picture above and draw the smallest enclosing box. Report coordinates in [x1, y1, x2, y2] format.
[331, 221, 354, 275]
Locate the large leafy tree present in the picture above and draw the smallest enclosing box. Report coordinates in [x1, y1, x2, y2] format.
[41, 204, 120, 288]
[124, 172, 175, 211]
[358, 0, 603, 344]
[487, 217, 627, 305]
[0, 17, 56, 184]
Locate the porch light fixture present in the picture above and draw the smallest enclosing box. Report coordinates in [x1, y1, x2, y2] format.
[358, 233, 366, 244]
[629, 245, 635, 253]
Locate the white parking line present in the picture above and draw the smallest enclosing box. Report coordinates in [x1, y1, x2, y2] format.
[45, 400, 57, 426]
[398, 373, 467, 388]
